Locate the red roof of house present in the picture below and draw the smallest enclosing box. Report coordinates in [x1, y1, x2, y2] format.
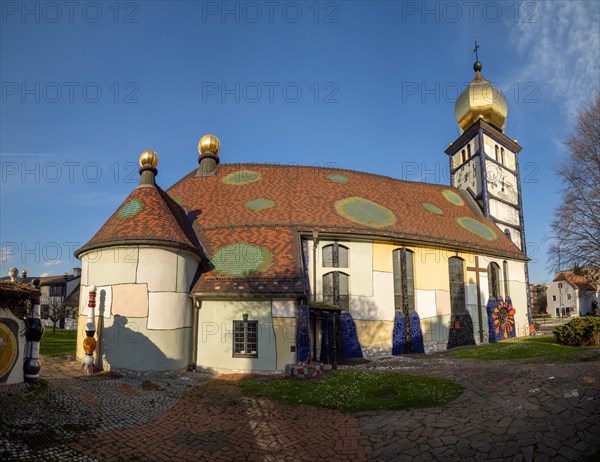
[554, 272, 597, 292]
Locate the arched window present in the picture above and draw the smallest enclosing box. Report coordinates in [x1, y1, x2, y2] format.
[503, 261, 510, 297]
[467, 144, 471, 158]
[392, 248, 415, 313]
[501, 147, 505, 165]
[488, 262, 501, 299]
[323, 271, 349, 310]
[495, 145, 499, 162]
[322, 242, 348, 268]
[461, 149, 466, 163]
[448, 257, 466, 313]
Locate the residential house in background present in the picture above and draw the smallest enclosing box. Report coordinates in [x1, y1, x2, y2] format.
[546, 269, 599, 317]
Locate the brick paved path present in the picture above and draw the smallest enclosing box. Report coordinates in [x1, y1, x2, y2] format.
[1, 354, 599, 461]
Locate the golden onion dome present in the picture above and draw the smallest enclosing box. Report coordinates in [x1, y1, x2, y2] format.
[198, 134, 220, 156]
[139, 149, 158, 168]
[455, 61, 507, 133]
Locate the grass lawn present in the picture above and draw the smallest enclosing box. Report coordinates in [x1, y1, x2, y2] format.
[453, 335, 600, 362]
[239, 369, 462, 412]
[40, 328, 77, 356]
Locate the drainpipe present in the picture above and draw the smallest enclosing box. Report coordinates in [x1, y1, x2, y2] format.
[312, 230, 318, 302]
[190, 296, 200, 371]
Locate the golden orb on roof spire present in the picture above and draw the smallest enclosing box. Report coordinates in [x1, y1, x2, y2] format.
[454, 60, 508, 133]
[198, 134, 220, 156]
[139, 149, 158, 168]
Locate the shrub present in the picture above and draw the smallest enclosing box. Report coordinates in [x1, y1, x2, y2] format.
[554, 317, 600, 347]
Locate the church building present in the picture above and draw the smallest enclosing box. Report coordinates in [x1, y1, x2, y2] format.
[75, 58, 533, 373]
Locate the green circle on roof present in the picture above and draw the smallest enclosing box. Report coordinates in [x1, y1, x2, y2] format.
[456, 217, 498, 241]
[327, 174, 350, 183]
[118, 199, 144, 218]
[245, 198, 275, 211]
[335, 197, 396, 228]
[172, 195, 184, 205]
[222, 170, 261, 185]
[422, 202, 444, 215]
[442, 190, 464, 206]
[212, 243, 273, 276]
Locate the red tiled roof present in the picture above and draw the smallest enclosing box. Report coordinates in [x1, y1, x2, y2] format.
[554, 272, 597, 292]
[76, 185, 200, 257]
[165, 164, 525, 295]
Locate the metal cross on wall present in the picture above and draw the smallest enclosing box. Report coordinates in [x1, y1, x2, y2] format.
[467, 256, 486, 343]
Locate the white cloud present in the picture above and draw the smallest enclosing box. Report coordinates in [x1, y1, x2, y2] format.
[40, 273, 49, 277]
[509, 1, 600, 115]
[43, 260, 63, 267]
[0, 246, 13, 264]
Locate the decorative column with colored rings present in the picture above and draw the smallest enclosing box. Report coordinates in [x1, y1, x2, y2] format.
[82, 285, 97, 374]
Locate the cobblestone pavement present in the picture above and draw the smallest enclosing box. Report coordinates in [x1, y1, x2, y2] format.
[1, 353, 599, 461]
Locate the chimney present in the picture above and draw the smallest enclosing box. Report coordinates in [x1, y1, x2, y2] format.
[196, 134, 220, 176]
[73, 267, 82, 277]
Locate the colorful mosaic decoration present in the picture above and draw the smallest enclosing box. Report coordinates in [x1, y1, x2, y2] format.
[82, 285, 97, 375]
[339, 313, 363, 359]
[222, 170, 261, 185]
[392, 311, 406, 355]
[212, 243, 273, 276]
[393, 311, 425, 355]
[245, 198, 275, 211]
[334, 197, 396, 228]
[447, 313, 476, 349]
[442, 190, 465, 206]
[456, 216, 499, 241]
[118, 199, 144, 218]
[295, 305, 310, 362]
[327, 173, 350, 183]
[0, 319, 19, 382]
[487, 297, 516, 342]
[422, 202, 444, 215]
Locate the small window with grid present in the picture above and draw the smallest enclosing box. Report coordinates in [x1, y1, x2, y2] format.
[233, 320, 258, 357]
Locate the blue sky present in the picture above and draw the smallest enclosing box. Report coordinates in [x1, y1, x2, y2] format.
[1, 0, 599, 283]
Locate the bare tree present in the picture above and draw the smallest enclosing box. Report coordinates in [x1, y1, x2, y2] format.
[548, 92, 600, 280]
[47, 298, 77, 334]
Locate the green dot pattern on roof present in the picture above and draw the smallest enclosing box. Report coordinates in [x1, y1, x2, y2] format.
[222, 170, 261, 185]
[422, 202, 444, 215]
[327, 174, 350, 183]
[442, 190, 465, 206]
[335, 197, 397, 228]
[118, 199, 144, 218]
[245, 198, 275, 211]
[456, 217, 498, 241]
[212, 243, 273, 276]
[172, 195, 184, 205]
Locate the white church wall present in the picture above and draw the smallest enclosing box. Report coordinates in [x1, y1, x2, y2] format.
[137, 248, 178, 292]
[272, 300, 296, 318]
[111, 284, 148, 318]
[415, 289, 436, 319]
[489, 199, 520, 226]
[196, 300, 277, 373]
[271, 301, 297, 370]
[94, 315, 191, 372]
[147, 292, 192, 330]
[78, 284, 112, 318]
[176, 250, 201, 293]
[86, 247, 139, 287]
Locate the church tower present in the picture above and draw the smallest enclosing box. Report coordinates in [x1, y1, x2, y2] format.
[444, 50, 526, 253]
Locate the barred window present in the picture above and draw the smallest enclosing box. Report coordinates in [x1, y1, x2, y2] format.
[233, 321, 258, 357]
[448, 257, 466, 313]
[322, 242, 348, 268]
[323, 271, 349, 310]
[488, 262, 501, 299]
[393, 248, 415, 313]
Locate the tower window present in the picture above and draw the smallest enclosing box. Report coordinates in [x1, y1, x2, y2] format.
[461, 149, 466, 164]
[467, 144, 471, 158]
[501, 148, 505, 165]
[322, 242, 348, 268]
[495, 145, 499, 162]
[323, 271, 349, 310]
[393, 248, 415, 313]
